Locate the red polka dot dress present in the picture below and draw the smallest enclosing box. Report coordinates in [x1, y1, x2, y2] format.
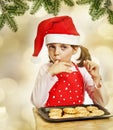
[45, 64, 84, 107]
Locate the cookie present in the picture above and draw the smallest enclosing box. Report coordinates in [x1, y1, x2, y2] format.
[49, 111, 61, 116]
[49, 108, 62, 113]
[75, 106, 87, 112]
[86, 106, 98, 112]
[63, 107, 77, 114]
[62, 113, 76, 118]
[88, 109, 105, 116]
[49, 115, 62, 119]
[49, 108, 62, 119]
[74, 113, 88, 117]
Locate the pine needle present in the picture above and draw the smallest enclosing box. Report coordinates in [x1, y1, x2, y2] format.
[30, 0, 43, 14]
[63, 0, 74, 6]
[4, 13, 17, 32]
[0, 14, 5, 29]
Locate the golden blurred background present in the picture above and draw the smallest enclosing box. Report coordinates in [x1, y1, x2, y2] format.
[0, 3, 113, 130]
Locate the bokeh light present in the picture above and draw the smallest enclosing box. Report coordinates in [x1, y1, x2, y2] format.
[0, 2, 113, 130]
[0, 36, 4, 48]
[98, 23, 113, 40]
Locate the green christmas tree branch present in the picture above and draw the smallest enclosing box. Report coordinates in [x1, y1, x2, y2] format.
[76, 0, 91, 4]
[0, 0, 29, 32]
[76, 0, 113, 24]
[0, 14, 5, 29]
[14, 0, 29, 10]
[30, 0, 43, 14]
[42, 0, 53, 14]
[63, 0, 75, 6]
[107, 9, 113, 24]
[4, 12, 17, 32]
[51, 0, 60, 15]
[0, 0, 113, 32]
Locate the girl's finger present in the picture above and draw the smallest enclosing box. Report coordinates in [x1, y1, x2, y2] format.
[54, 60, 60, 63]
[84, 60, 90, 71]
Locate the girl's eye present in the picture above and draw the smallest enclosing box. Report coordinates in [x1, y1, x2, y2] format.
[61, 45, 67, 50]
[48, 45, 55, 49]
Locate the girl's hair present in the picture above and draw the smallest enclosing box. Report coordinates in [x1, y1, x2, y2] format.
[74, 46, 91, 67]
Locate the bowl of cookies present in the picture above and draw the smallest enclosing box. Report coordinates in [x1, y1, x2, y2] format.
[38, 104, 112, 122]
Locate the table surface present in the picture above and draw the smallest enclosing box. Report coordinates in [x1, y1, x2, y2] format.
[33, 108, 113, 130]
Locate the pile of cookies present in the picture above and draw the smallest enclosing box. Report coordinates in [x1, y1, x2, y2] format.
[48, 105, 105, 119]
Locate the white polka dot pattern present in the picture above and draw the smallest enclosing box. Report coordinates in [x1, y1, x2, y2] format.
[46, 64, 84, 107]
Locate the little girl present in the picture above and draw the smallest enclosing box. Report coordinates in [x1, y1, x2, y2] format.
[31, 16, 108, 108]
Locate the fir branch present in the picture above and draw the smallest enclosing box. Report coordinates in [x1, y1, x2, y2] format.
[0, 0, 7, 12]
[14, 0, 29, 10]
[104, 0, 112, 8]
[0, 0, 113, 32]
[4, 13, 17, 32]
[26, 0, 33, 1]
[76, 0, 113, 25]
[14, 8, 26, 15]
[42, 0, 53, 14]
[52, 0, 60, 15]
[90, 0, 104, 10]
[5, 5, 26, 16]
[0, 14, 5, 29]
[76, 0, 91, 5]
[63, 0, 74, 6]
[5, 5, 17, 12]
[30, 0, 43, 14]
[107, 9, 113, 24]
[90, 8, 106, 21]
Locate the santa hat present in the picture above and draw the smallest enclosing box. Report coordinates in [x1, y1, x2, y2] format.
[33, 16, 80, 57]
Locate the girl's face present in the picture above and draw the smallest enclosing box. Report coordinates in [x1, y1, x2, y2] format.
[47, 43, 78, 63]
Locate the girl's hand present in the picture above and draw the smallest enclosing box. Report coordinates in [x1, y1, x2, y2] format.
[83, 60, 101, 83]
[48, 60, 72, 75]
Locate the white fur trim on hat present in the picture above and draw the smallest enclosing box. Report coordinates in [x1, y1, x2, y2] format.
[45, 34, 80, 45]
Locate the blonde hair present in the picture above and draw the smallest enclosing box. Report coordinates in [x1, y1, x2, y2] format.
[71, 45, 91, 67]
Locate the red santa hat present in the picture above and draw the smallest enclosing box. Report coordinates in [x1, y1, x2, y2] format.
[33, 16, 80, 57]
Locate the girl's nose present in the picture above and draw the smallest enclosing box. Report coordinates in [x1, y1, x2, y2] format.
[54, 48, 60, 56]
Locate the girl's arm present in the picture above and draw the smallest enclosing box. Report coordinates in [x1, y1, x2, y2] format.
[31, 64, 58, 108]
[80, 64, 109, 107]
